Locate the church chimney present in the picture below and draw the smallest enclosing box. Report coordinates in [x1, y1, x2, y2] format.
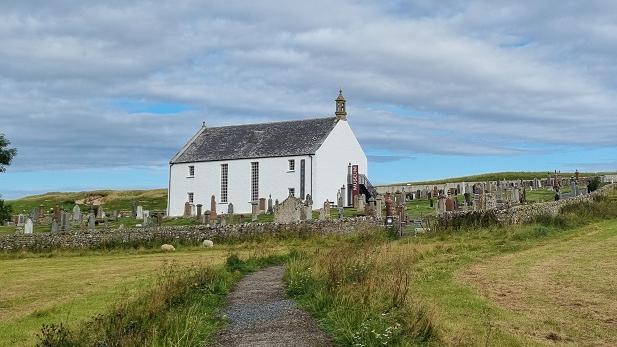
[335, 89, 347, 121]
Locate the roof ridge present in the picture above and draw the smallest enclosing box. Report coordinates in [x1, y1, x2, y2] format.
[204, 116, 336, 129]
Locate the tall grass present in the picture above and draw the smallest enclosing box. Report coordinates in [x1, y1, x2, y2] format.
[284, 231, 437, 346]
[36, 253, 288, 347]
[534, 192, 617, 230]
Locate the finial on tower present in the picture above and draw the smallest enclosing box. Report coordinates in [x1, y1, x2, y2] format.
[335, 89, 347, 120]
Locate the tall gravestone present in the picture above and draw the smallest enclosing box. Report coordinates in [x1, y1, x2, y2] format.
[87, 213, 96, 231]
[51, 219, 59, 233]
[136, 205, 143, 219]
[196, 204, 203, 217]
[267, 195, 273, 214]
[228, 203, 234, 215]
[210, 195, 217, 221]
[73, 205, 81, 223]
[24, 218, 33, 234]
[258, 198, 266, 212]
[251, 202, 259, 222]
[184, 202, 191, 217]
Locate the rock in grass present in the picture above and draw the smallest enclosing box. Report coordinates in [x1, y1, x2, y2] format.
[161, 244, 176, 252]
[202, 240, 214, 248]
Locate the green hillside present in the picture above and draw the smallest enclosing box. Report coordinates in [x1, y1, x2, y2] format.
[7, 189, 167, 214]
[382, 171, 611, 187]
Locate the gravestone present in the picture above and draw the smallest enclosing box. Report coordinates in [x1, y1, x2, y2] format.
[228, 203, 234, 215]
[87, 213, 96, 231]
[220, 215, 227, 226]
[375, 196, 383, 219]
[210, 195, 217, 221]
[273, 196, 304, 224]
[445, 197, 455, 211]
[73, 205, 81, 223]
[60, 212, 69, 232]
[24, 218, 33, 234]
[385, 193, 394, 217]
[267, 195, 273, 214]
[302, 198, 313, 221]
[259, 198, 266, 212]
[30, 207, 39, 224]
[437, 196, 446, 214]
[275, 199, 279, 209]
[51, 219, 59, 233]
[143, 214, 150, 227]
[53, 205, 61, 221]
[251, 201, 259, 222]
[323, 200, 331, 219]
[184, 202, 191, 217]
[136, 205, 143, 219]
[366, 197, 376, 217]
[337, 206, 344, 219]
[203, 211, 210, 225]
[340, 186, 346, 206]
[196, 204, 203, 217]
[97, 206, 104, 219]
[357, 194, 365, 213]
[17, 214, 25, 226]
[336, 191, 342, 207]
[319, 208, 328, 221]
[486, 193, 497, 209]
[132, 202, 137, 218]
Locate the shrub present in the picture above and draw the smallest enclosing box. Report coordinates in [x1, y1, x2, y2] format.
[0, 199, 12, 224]
[588, 176, 601, 192]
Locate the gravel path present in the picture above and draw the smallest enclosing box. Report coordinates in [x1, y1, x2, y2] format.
[213, 266, 333, 347]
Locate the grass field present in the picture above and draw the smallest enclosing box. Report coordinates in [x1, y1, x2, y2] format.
[6, 189, 167, 215]
[286, 188, 617, 345]
[0, 242, 295, 346]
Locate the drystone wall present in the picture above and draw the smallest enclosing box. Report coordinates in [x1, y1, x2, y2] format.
[439, 183, 616, 226]
[0, 217, 380, 252]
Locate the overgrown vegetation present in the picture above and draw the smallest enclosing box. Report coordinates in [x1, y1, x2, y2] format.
[36, 253, 288, 346]
[285, 231, 437, 346]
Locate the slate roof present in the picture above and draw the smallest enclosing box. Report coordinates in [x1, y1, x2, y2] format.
[171, 117, 339, 164]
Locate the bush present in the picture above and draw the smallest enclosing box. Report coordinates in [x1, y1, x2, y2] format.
[588, 176, 601, 192]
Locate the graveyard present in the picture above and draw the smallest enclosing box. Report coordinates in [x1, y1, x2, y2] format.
[0, 172, 615, 345]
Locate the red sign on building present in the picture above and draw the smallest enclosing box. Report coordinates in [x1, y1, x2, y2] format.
[351, 165, 359, 206]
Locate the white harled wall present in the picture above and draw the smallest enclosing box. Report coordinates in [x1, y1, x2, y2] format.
[168, 155, 311, 215]
[312, 120, 367, 206]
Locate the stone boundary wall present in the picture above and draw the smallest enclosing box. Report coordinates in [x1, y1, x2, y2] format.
[438, 183, 616, 225]
[0, 217, 381, 252]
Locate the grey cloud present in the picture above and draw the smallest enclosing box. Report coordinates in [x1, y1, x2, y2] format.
[1, 0, 617, 172]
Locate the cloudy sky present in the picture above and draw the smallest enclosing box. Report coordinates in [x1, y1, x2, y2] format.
[1, 1, 616, 198]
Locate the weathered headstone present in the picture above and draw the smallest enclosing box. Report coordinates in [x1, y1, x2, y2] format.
[273, 196, 304, 224]
[51, 219, 59, 233]
[323, 200, 331, 219]
[228, 203, 234, 215]
[385, 193, 394, 217]
[486, 193, 497, 209]
[437, 196, 446, 214]
[184, 201, 191, 217]
[87, 213, 96, 231]
[196, 204, 203, 217]
[337, 190, 343, 207]
[259, 198, 266, 212]
[53, 205, 61, 221]
[210, 195, 217, 221]
[357, 194, 365, 212]
[73, 205, 81, 223]
[17, 214, 26, 226]
[251, 202, 259, 222]
[132, 201, 137, 218]
[319, 208, 328, 221]
[445, 197, 455, 212]
[303, 198, 313, 221]
[136, 205, 143, 219]
[267, 195, 273, 214]
[337, 206, 344, 219]
[24, 218, 33, 234]
[60, 212, 69, 232]
[375, 196, 383, 219]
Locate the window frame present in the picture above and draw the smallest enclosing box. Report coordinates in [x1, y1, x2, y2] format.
[188, 165, 195, 178]
[288, 188, 295, 197]
[220, 163, 228, 203]
[288, 159, 295, 172]
[188, 192, 194, 203]
[251, 162, 259, 201]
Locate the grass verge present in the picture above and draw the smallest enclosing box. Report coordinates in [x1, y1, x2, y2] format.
[36, 252, 289, 346]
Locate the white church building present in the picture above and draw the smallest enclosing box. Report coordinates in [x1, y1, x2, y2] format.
[167, 91, 372, 216]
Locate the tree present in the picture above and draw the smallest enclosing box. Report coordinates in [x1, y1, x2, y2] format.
[0, 200, 12, 224]
[0, 134, 17, 224]
[0, 133, 17, 172]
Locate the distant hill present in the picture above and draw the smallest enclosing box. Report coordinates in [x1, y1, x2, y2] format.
[7, 189, 167, 214]
[380, 171, 612, 187]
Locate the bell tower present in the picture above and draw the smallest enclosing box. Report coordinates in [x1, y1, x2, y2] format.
[335, 89, 347, 121]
